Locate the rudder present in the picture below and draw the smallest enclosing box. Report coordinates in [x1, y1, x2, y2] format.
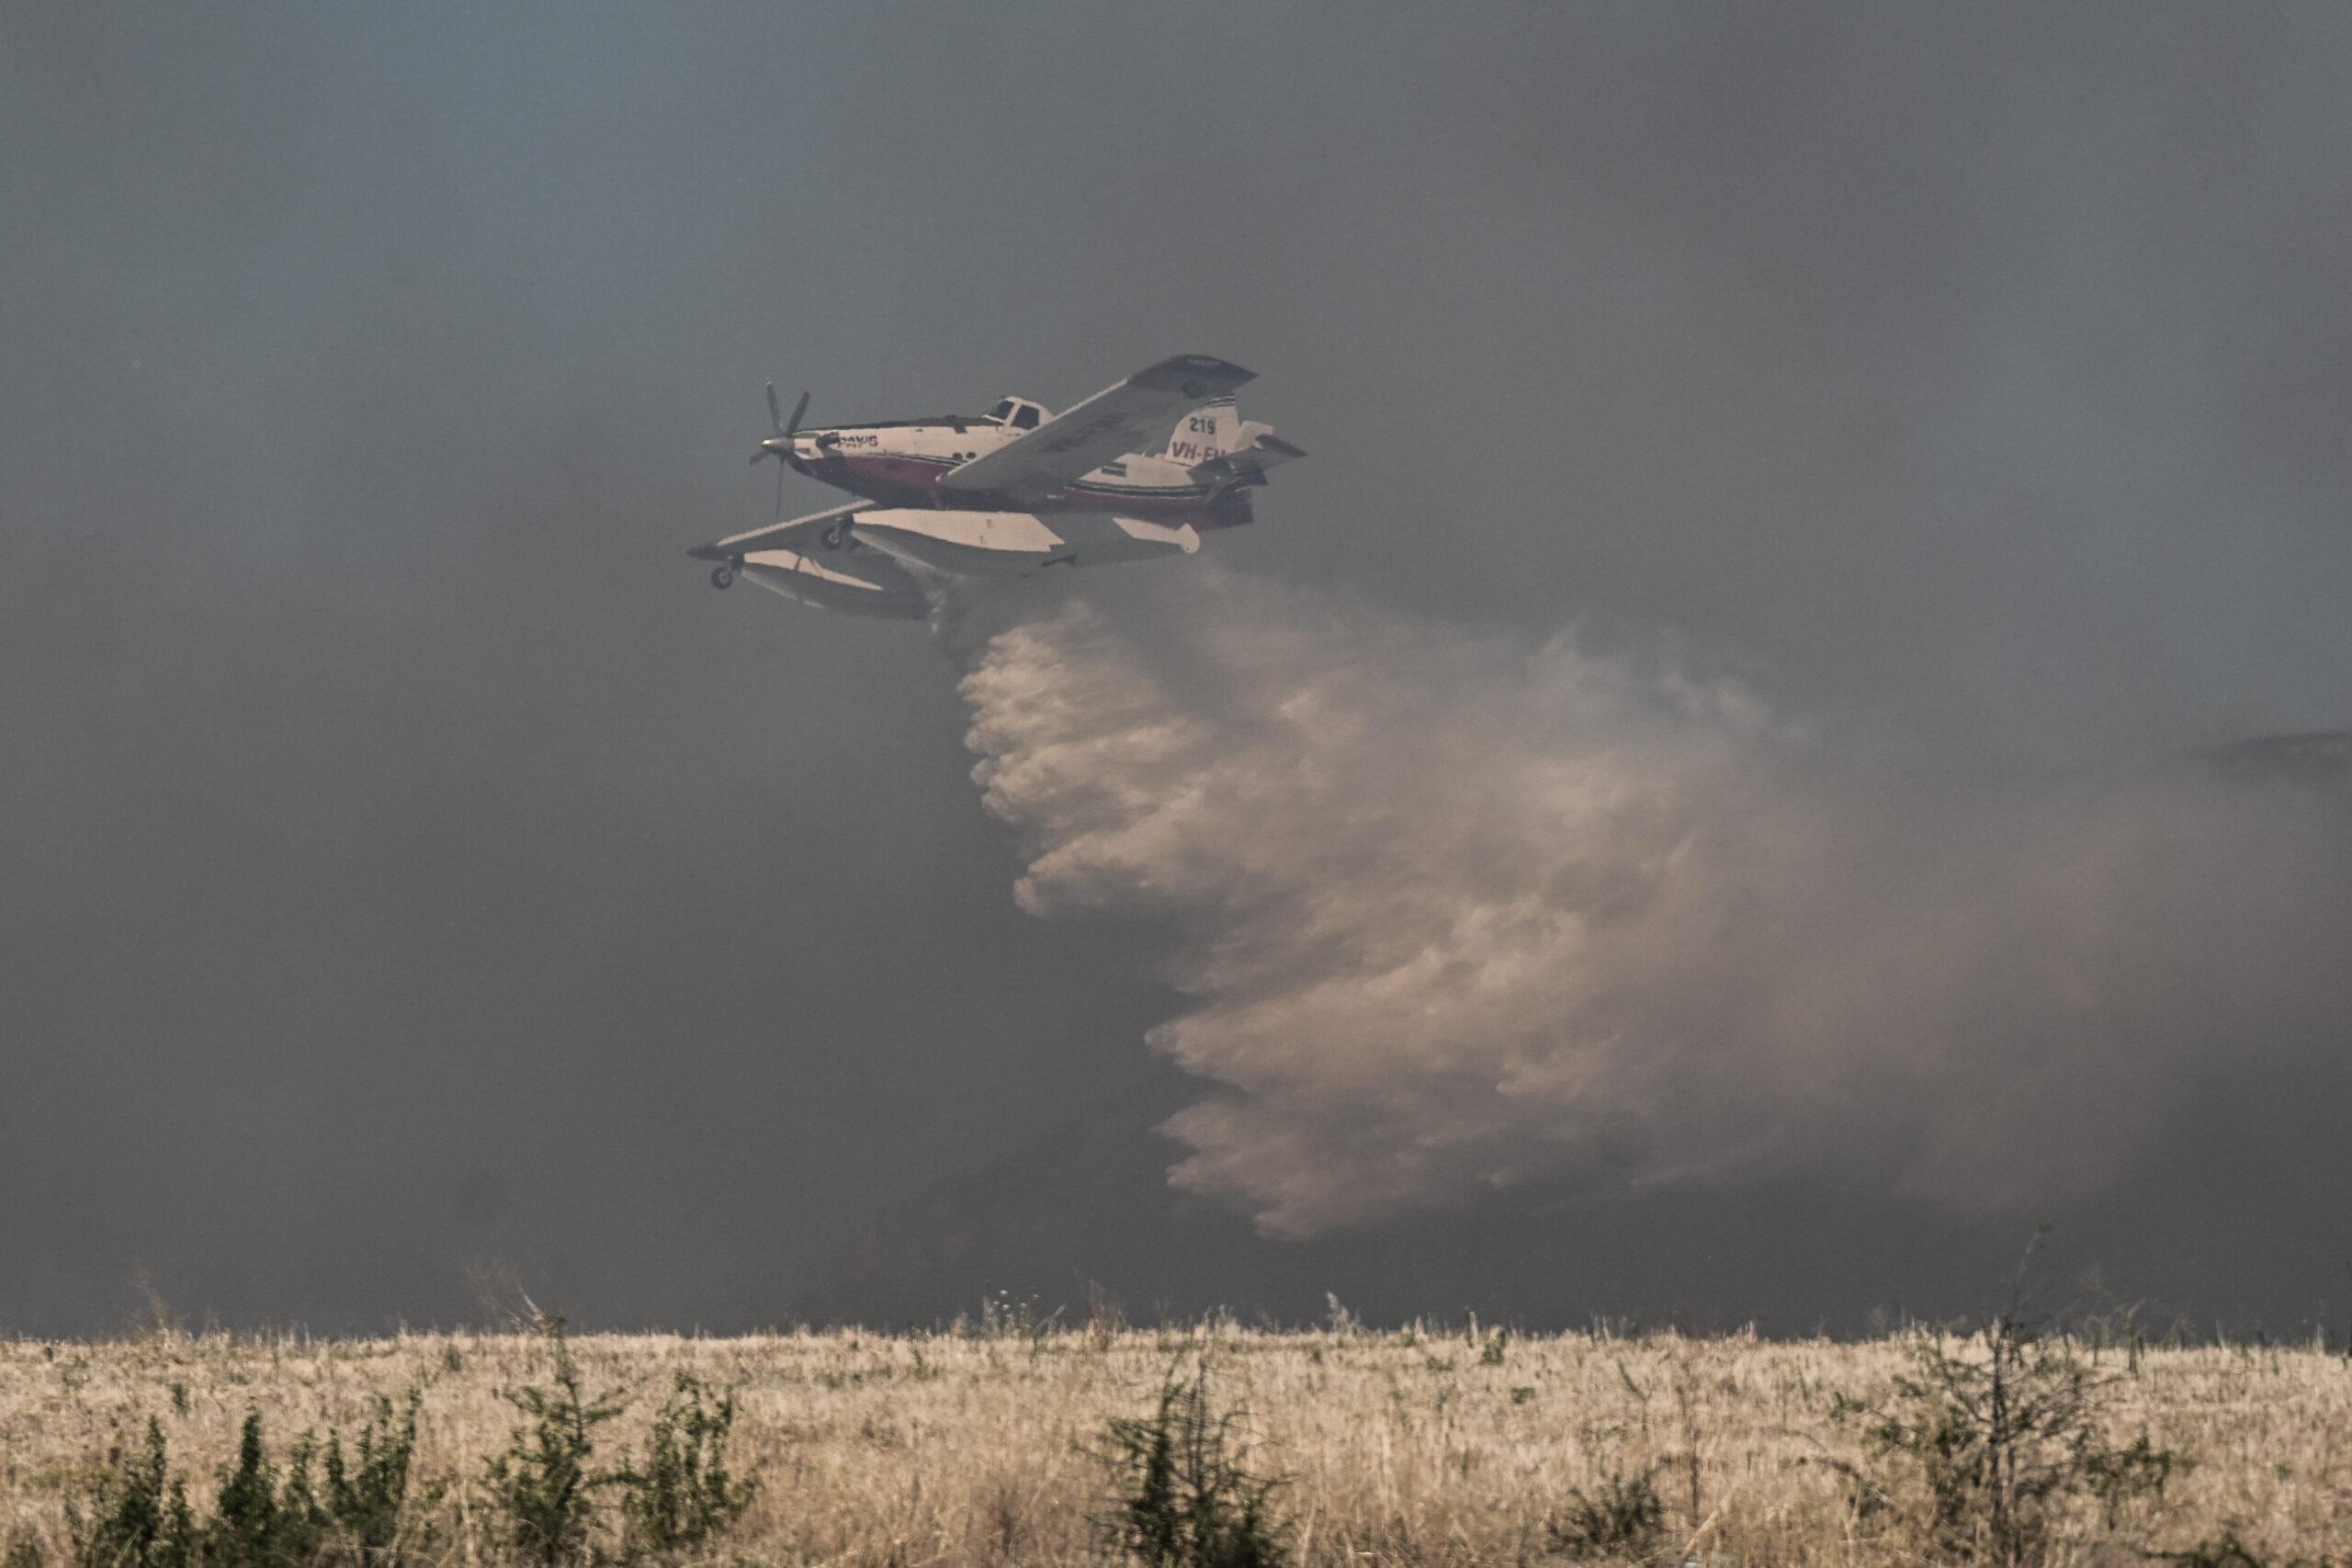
[1162, 398, 1240, 466]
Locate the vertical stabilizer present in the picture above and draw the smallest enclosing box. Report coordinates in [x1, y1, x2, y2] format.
[1163, 398, 1241, 465]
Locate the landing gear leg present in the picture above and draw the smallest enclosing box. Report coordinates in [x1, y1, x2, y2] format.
[710, 561, 738, 590]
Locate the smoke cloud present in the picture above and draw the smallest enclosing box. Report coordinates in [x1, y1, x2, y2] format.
[949, 567, 2352, 1239]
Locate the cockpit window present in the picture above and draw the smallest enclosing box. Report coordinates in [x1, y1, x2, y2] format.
[1012, 404, 1042, 430]
[989, 400, 1015, 422]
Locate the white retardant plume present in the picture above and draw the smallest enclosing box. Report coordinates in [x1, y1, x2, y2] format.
[947, 568, 2352, 1238]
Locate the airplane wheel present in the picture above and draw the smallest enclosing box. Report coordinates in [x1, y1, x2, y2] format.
[820, 523, 846, 550]
[710, 563, 736, 590]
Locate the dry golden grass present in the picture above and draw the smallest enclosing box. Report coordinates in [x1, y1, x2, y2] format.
[4, 1322, 2348, 1565]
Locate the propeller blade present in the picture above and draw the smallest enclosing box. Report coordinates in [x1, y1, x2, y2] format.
[751, 384, 812, 465]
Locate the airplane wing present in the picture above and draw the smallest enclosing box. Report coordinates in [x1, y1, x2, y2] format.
[685, 501, 866, 561]
[941, 354, 1257, 505]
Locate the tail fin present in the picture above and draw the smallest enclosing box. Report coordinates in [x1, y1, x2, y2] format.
[1163, 398, 1240, 465]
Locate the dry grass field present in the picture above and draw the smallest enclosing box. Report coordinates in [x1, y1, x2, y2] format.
[4, 1321, 2348, 1566]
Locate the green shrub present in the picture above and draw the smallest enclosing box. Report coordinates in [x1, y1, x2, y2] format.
[321, 1393, 439, 1566]
[72, 1399, 441, 1568]
[481, 1331, 764, 1566]
[481, 1334, 631, 1568]
[69, 1419, 197, 1568]
[1826, 1303, 2182, 1563]
[619, 1375, 758, 1554]
[203, 1411, 305, 1568]
[1545, 1464, 1666, 1561]
[2143, 1534, 2270, 1568]
[1097, 1361, 1286, 1568]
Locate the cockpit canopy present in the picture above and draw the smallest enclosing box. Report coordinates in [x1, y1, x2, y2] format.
[988, 397, 1049, 430]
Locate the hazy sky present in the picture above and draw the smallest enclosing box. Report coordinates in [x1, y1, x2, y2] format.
[6, 5, 2349, 1337]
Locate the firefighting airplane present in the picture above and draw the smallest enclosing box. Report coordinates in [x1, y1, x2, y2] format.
[685, 354, 1304, 618]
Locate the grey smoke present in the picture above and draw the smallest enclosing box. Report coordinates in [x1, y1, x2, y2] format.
[9, 2, 2352, 1335]
[949, 566, 2352, 1238]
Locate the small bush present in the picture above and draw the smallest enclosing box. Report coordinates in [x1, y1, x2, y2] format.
[1097, 1361, 1286, 1568]
[2086, 1433, 2179, 1530]
[481, 1333, 629, 1568]
[1826, 1287, 2184, 1563]
[620, 1375, 758, 1554]
[69, 1420, 198, 1568]
[1546, 1464, 1667, 1562]
[71, 1400, 440, 1568]
[482, 1332, 763, 1566]
[2143, 1531, 2278, 1567]
[204, 1411, 304, 1568]
[321, 1393, 440, 1566]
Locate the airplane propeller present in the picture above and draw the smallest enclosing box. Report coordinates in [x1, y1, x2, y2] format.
[752, 383, 811, 464]
[752, 381, 813, 519]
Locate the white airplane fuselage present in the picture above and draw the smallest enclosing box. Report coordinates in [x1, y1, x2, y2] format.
[692, 357, 1300, 618]
[767, 399, 1258, 536]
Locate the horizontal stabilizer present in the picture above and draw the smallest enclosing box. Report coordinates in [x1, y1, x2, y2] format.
[1187, 426, 1307, 488]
